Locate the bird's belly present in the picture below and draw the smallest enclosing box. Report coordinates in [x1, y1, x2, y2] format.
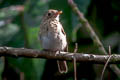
[41, 32, 67, 51]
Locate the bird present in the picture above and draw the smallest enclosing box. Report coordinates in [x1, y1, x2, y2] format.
[39, 9, 68, 73]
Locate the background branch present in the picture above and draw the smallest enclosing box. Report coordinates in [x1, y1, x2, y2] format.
[68, 0, 120, 77]
[0, 47, 120, 64]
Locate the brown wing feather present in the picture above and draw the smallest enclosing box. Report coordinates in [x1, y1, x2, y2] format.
[61, 26, 66, 35]
[61, 26, 68, 52]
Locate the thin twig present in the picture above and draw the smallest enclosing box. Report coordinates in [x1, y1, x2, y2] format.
[20, 72, 24, 80]
[108, 46, 111, 55]
[101, 55, 112, 80]
[73, 43, 78, 80]
[100, 46, 112, 80]
[73, 57, 77, 80]
[74, 43, 78, 53]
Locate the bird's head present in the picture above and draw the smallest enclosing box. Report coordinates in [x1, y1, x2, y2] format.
[42, 9, 62, 21]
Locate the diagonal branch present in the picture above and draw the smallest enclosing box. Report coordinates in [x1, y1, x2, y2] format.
[0, 47, 120, 64]
[68, 0, 107, 54]
[68, 0, 120, 77]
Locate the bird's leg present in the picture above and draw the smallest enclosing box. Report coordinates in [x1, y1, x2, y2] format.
[55, 50, 61, 56]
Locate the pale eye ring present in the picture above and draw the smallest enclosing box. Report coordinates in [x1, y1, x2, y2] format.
[48, 13, 51, 16]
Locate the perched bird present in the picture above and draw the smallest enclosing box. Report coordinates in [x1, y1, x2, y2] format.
[39, 9, 68, 73]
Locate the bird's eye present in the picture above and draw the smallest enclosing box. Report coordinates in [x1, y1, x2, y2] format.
[48, 13, 51, 16]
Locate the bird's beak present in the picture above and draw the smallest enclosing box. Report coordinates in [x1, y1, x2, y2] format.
[56, 11, 62, 16]
[54, 11, 62, 20]
[57, 11, 62, 15]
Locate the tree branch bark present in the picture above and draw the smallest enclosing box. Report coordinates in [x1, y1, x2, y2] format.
[0, 47, 120, 64]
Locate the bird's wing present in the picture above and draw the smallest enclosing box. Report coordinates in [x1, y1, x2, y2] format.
[61, 26, 66, 36]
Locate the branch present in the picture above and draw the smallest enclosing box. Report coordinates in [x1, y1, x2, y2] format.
[0, 47, 120, 64]
[68, 0, 107, 54]
[68, 0, 120, 77]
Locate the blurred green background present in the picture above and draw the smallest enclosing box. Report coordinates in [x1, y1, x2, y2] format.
[0, 0, 120, 80]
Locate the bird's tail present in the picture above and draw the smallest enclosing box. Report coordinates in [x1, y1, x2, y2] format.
[57, 60, 68, 73]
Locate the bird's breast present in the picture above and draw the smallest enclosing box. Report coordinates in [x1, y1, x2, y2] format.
[39, 20, 67, 51]
[41, 30, 67, 51]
